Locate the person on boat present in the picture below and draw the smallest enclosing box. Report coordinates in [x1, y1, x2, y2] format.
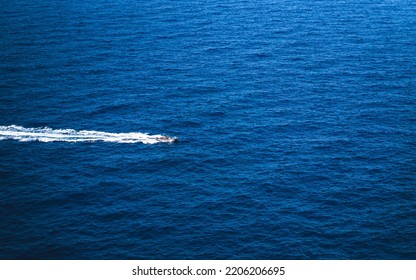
[157, 136, 171, 141]
[156, 135, 178, 142]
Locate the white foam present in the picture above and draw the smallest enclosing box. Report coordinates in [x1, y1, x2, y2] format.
[0, 125, 175, 144]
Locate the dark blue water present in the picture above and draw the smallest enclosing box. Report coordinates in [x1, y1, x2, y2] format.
[1, 0, 415, 259]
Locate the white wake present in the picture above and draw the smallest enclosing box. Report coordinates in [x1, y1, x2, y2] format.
[0, 125, 176, 144]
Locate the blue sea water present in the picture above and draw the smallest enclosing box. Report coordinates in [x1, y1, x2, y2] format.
[0, 0, 415, 259]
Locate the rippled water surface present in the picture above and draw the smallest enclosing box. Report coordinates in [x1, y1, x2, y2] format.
[0, 0, 415, 259]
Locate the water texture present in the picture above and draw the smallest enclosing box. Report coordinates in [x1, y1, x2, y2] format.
[0, 0, 415, 259]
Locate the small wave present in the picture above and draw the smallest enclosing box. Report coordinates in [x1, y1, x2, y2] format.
[0, 125, 176, 144]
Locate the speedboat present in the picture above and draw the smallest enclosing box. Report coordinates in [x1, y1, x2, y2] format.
[156, 136, 178, 143]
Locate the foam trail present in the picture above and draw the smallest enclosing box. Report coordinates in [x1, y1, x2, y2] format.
[0, 125, 177, 144]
